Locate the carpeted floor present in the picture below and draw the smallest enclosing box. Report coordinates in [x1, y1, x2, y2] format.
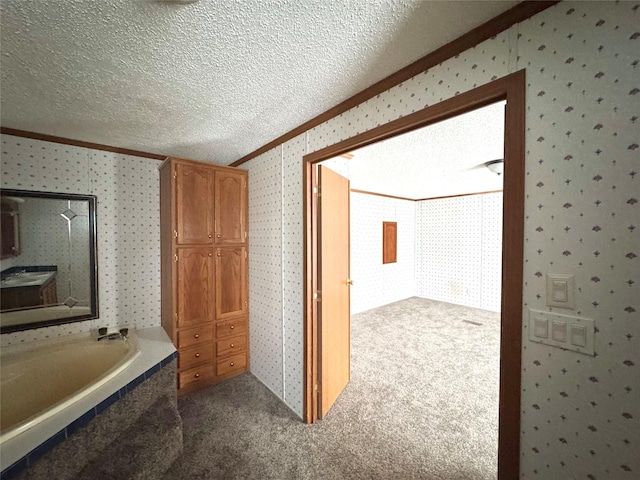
[163, 297, 500, 480]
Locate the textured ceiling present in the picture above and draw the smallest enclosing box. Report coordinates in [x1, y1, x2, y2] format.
[0, 0, 518, 166]
[343, 101, 505, 199]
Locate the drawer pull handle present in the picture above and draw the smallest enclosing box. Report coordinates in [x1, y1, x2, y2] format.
[194, 334, 199, 338]
[230, 362, 234, 367]
[230, 344, 235, 348]
[230, 325, 235, 330]
[194, 373, 200, 378]
[195, 353, 200, 358]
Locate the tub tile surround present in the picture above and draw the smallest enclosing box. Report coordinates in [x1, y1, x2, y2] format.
[0, 134, 162, 347]
[244, 2, 639, 477]
[0, 327, 177, 478]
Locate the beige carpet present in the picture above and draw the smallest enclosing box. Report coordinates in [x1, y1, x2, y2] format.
[164, 297, 500, 479]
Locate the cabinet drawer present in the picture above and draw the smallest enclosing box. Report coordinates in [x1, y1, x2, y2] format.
[178, 364, 215, 389]
[215, 318, 247, 338]
[216, 334, 247, 358]
[179, 344, 214, 370]
[216, 352, 247, 376]
[177, 324, 214, 349]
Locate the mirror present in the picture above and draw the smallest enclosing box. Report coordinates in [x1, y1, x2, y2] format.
[0, 189, 98, 333]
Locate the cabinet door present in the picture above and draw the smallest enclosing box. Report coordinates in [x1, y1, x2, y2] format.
[214, 170, 247, 244]
[215, 247, 247, 320]
[177, 247, 215, 327]
[176, 162, 214, 245]
[1, 199, 20, 258]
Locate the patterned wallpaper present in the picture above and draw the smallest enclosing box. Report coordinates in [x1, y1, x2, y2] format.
[244, 1, 639, 477]
[246, 147, 284, 399]
[517, 3, 639, 478]
[245, 134, 307, 417]
[281, 133, 307, 416]
[350, 192, 416, 314]
[1, 134, 162, 347]
[416, 193, 503, 313]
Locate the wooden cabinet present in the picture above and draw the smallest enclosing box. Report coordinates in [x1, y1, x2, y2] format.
[214, 170, 247, 244]
[1, 275, 57, 310]
[1, 198, 20, 259]
[176, 247, 214, 328]
[176, 163, 214, 245]
[215, 246, 248, 320]
[160, 157, 249, 394]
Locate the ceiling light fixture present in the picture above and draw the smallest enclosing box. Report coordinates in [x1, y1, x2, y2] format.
[485, 159, 504, 175]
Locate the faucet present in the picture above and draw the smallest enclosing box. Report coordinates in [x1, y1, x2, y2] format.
[97, 327, 129, 341]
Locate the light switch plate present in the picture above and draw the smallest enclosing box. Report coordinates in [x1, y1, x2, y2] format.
[546, 274, 575, 309]
[533, 316, 548, 339]
[529, 309, 595, 356]
[552, 321, 567, 342]
[570, 324, 587, 347]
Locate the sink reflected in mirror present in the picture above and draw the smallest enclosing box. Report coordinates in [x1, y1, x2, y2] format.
[0, 189, 98, 333]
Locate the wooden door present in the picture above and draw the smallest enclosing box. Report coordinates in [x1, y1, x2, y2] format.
[176, 162, 214, 245]
[214, 170, 247, 244]
[318, 165, 351, 418]
[215, 246, 248, 320]
[176, 247, 214, 327]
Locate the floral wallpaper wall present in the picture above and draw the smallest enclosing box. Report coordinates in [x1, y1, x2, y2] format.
[416, 192, 503, 312]
[244, 1, 639, 476]
[1, 135, 162, 347]
[350, 192, 416, 314]
[516, 3, 639, 478]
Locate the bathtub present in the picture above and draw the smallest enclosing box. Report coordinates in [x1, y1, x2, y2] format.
[0, 331, 140, 444]
[0, 326, 177, 476]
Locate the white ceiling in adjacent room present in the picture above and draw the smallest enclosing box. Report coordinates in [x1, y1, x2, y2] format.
[345, 101, 505, 199]
[0, 0, 518, 165]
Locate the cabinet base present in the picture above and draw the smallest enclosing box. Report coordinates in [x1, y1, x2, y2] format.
[177, 367, 248, 396]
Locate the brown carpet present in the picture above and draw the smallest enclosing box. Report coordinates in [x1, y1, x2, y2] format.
[163, 297, 500, 479]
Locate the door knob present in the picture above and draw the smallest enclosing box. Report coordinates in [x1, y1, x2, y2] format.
[346, 279, 354, 285]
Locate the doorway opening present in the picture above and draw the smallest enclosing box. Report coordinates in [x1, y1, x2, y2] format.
[303, 70, 525, 479]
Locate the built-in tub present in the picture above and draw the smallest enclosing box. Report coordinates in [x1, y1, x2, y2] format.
[0, 326, 177, 478]
[0, 332, 140, 443]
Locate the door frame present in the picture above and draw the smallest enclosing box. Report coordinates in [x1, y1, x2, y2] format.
[303, 69, 525, 478]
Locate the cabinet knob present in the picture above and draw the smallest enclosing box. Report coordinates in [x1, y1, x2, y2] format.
[194, 373, 200, 378]
[208, 234, 212, 238]
[217, 234, 222, 238]
[208, 253, 213, 257]
[230, 362, 234, 367]
[217, 253, 222, 257]
[230, 344, 235, 348]
[230, 325, 235, 330]
[195, 353, 200, 358]
[194, 334, 199, 339]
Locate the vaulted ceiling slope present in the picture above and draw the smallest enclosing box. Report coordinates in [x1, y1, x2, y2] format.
[0, 0, 518, 166]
